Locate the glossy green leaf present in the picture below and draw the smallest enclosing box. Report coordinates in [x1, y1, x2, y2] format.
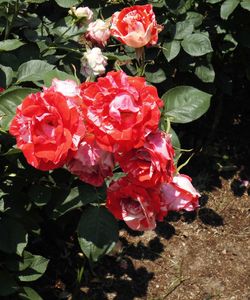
[19, 287, 43, 300]
[220, 0, 240, 19]
[163, 40, 181, 62]
[0, 39, 25, 52]
[174, 21, 194, 40]
[0, 217, 28, 256]
[162, 86, 212, 123]
[18, 254, 49, 282]
[186, 12, 203, 27]
[0, 64, 13, 88]
[145, 68, 166, 83]
[52, 183, 106, 219]
[54, 0, 80, 8]
[240, 0, 250, 11]
[43, 69, 77, 87]
[195, 65, 215, 82]
[0, 87, 38, 130]
[181, 33, 213, 56]
[78, 206, 119, 262]
[17, 60, 54, 83]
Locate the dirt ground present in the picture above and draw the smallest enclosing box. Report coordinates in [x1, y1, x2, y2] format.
[82, 174, 249, 300]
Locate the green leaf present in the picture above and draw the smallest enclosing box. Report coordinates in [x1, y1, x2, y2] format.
[186, 12, 203, 28]
[0, 87, 38, 130]
[220, 0, 240, 19]
[206, 0, 223, 3]
[163, 40, 181, 62]
[181, 33, 213, 56]
[18, 254, 49, 282]
[0, 39, 25, 52]
[0, 64, 13, 88]
[195, 64, 215, 83]
[104, 52, 132, 62]
[54, 0, 80, 8]
[52, 183, 106, 219]
[78, 206, 119, 262]
[0, 217, 28, 256]
[145, 69, 166, 83]
[240, 0, 250, 11]
[17, 60, 54, 83]
[19, 287, 43, 300]
[43, 69, 77, 87]
[162, 86, 212, 123]
[174, 21, 194, 40]
[28, 185, 52, 207]
[169, 127, 181, 164]
[0, 270, 18, 296]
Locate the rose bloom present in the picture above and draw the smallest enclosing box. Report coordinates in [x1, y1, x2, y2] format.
[106, 177, 163, 231]
[116, 130, 175, 188]
[86, 19, 110, 47]
[67, 134, 114, 187]
[69, 6, 93, 23]
[9, 87, 85, 171]
[81, 47, 107, 77]
[0, 87, 5, 93]
[110, 4, 162, 48]
[80, 71, 163, 153]
[161, 174, 200, 212]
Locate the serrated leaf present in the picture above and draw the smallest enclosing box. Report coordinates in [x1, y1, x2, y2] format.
[195, 65, 215, 83]
[162, 86, 212, 123]
[0, 217, 28, 256]
[181, 33, 213, 56]
[163, 40, 181, 62]
[0, 87, 38, 130]
[17, 60, 54, 83]
[0, 39, 25, 52]
[240, 0, 250, 11]
[78, 206, 119, 262]
[220, 0, 240, 19]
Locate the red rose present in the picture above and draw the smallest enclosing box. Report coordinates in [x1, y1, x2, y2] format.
[9, 88, 85, 171]
[110, 4, 162, 48]
[67, 134, 114, 187]
[116, 130, 175, 188]
[0, 87, 5, 93]
[106, 177, 162, 231]
[80, 71, 163, 152]
[161, 174, 200, 212]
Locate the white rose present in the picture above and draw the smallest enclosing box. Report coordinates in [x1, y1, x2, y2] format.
[81, 47, 108, 77]
[69, 6, 93, 23]
[86, 19, 110, 47]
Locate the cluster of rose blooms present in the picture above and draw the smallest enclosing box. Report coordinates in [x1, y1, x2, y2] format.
[9, 5, 200, 231]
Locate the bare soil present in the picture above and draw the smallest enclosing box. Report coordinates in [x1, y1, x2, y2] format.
[82, 175, 250, 300]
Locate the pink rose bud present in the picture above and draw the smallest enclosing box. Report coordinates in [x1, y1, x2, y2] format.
[161, 174, 200, 212]
[86, 19, 110, 47]
[81, 47, 107, 77]
[69, 6, 93, 23]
